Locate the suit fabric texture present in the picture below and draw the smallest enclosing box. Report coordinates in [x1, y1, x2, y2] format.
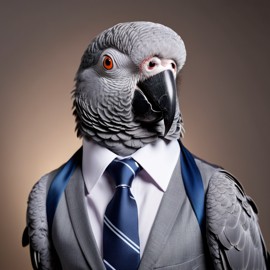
[41, 155, 218, 270]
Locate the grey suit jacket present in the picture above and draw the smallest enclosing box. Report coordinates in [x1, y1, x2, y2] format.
[48, 156, 218, 270]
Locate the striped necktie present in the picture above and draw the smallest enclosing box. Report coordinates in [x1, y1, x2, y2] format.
[103, 158, 141, 270]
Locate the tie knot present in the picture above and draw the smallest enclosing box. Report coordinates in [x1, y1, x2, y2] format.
[106, 158, 141, 188]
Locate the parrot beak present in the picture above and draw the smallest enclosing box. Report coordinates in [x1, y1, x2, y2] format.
[132, 69, 177, 136]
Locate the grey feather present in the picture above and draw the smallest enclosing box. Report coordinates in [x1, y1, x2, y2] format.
[73, 22, 186, 156]
[78, 22, 186, 73]
[26, 173, 60, 270]
[206, 170, 268, 270]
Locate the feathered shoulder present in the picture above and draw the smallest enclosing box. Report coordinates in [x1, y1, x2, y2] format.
[206, 170, 269, 270]
[24, 170, 61, 270]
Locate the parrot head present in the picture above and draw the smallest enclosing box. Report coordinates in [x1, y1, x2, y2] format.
[73, 21, 186, 156]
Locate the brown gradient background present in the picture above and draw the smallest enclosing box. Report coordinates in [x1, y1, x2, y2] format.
[1, 1, 269, 269]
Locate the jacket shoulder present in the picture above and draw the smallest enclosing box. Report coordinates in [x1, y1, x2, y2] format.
[193, 156, 221, 191]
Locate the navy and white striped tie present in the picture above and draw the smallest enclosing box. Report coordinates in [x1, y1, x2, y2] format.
[103, 158, 141, 270]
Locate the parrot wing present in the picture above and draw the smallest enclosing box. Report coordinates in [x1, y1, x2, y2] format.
[23, 172, 60, 270]
[206, 170, 269, 270]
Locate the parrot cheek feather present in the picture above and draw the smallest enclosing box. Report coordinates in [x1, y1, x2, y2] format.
[89, 104, 98, 115]
[104, 140, 122, 148]
[115, 106, 125, 112]
[88, 100, 98, 114]
[89, 123, 108, 133]
[83, 108, 97, 121]
[82, 110, 98, 123]
[97, 107, 112, 122]
[82, 127, 95, 137]
[105, 121, 127, 131]
[110, 134, 120, 141]
[103, 121, 117, 129]
[120, 115, 133, 123]
[92, 136, 103, 142]
[107, 126, 121, 132]
[132, 130, 158, 138]
[96, 132, 113, 140]
[120, 97, 132, 107]
[155, 122, 165, 134]
[82, 113, 99, 126]
[125, 125, 155, 136]
[125, 123, 141, 131]
[124, 139, 144, 149]
[140, 136, 159, 144]
[117, 133, 132, 141]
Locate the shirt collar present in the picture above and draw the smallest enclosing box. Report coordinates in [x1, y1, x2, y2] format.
[82, 138, 180, 194]
[132, 139, 180, 191]
[82, 139, 117, 194]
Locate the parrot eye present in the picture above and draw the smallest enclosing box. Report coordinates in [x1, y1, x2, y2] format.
[103, 55, 114, 70]
[148, 61, 156, 69]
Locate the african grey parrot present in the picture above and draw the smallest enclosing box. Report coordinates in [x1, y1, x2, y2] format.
[23, 21, 269, 270]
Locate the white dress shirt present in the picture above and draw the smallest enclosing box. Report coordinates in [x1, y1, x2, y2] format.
[82, 138, 180, 257]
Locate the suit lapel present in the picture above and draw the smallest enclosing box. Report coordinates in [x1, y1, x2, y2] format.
[65, 165, 105, 270]
[139, 157, 185, 269]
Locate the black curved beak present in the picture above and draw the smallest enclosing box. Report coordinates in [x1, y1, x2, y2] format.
[132, 69, 177, 136]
